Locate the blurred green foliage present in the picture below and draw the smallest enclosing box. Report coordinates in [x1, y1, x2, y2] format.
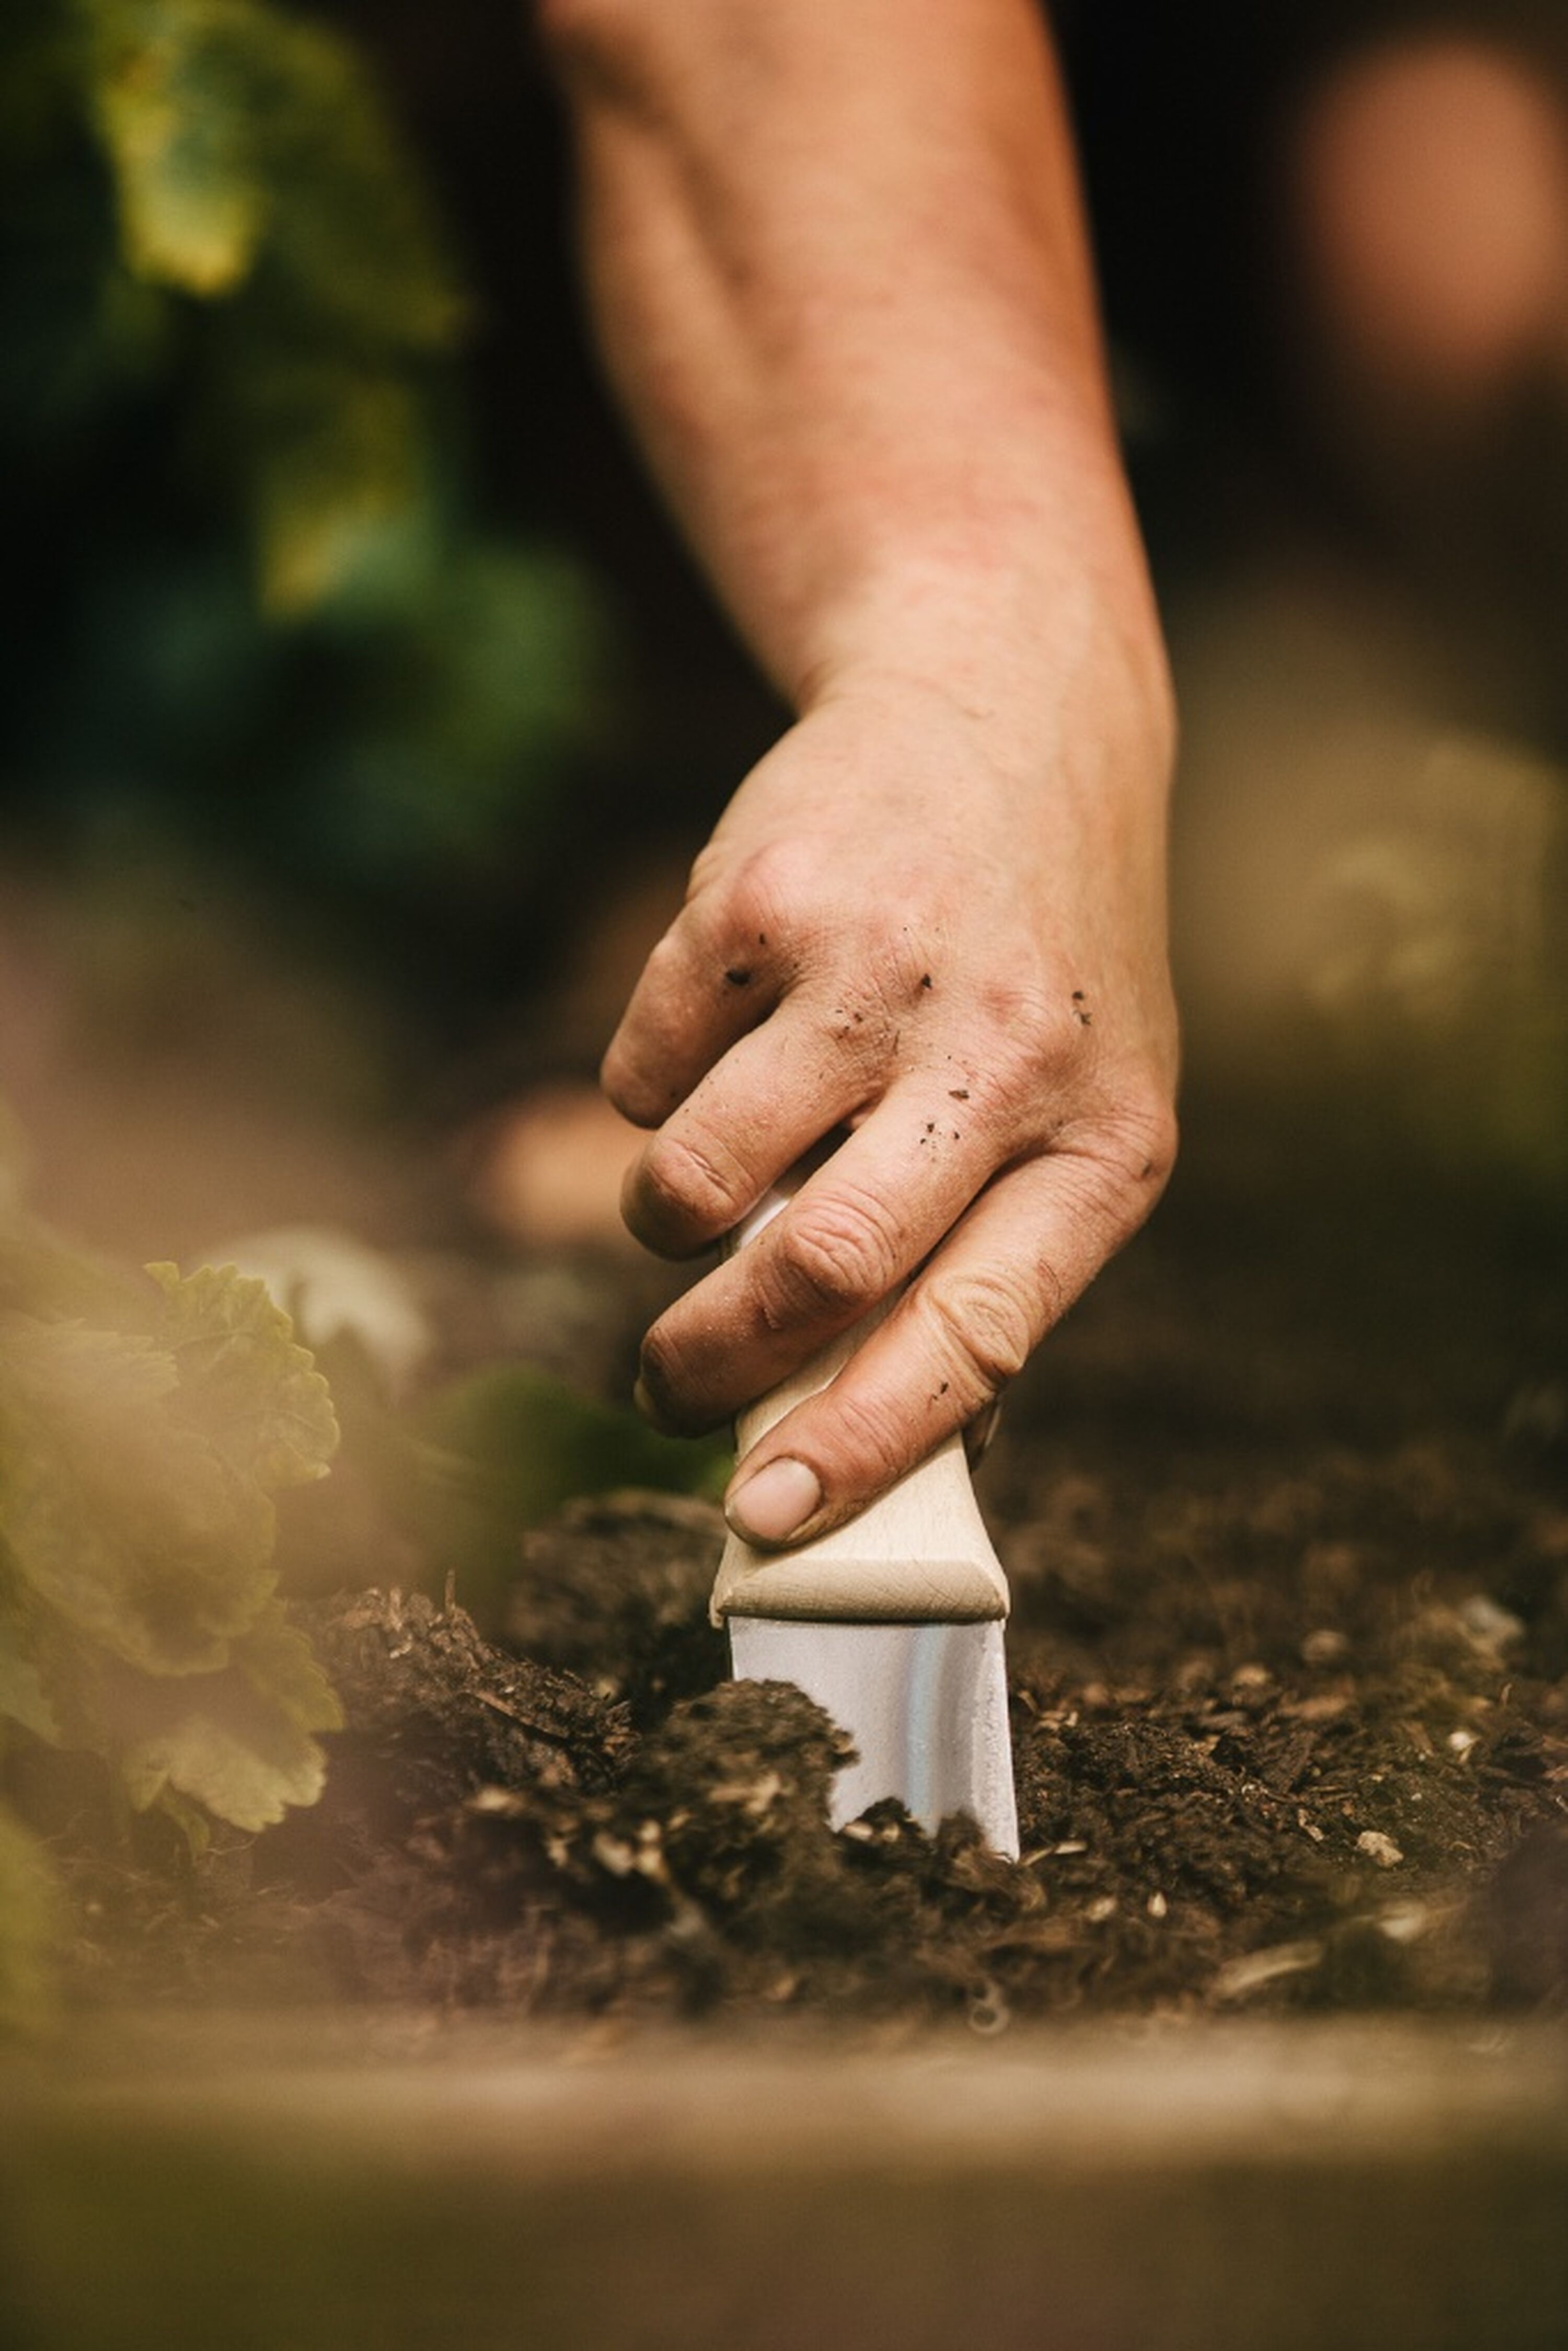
[0, 1134, 348, 2028]
[0, 1109, 728, 2027]
[266, 1264, 731, 1635]
[405, 1361, 730, 1631]
[2, 0, 608, 910]
[0, 1226, 343, 1833]
[83, 0, 463, 596]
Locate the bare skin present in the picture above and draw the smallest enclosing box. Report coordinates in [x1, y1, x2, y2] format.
[539, 0, 1178, 1547]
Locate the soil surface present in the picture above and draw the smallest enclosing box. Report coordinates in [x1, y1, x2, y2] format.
[41, 1124, 1568, 2029]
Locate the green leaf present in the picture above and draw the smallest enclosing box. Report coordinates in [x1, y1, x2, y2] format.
[84, 0, 465, 334]
[89, 0, 267, 295]
[294, 536, 613, 867]
[418, 1363, 731, 1525]
[239, 361, 425, 616]
[153, 1783, 213, 1856]
[146, 1260, 339, 1490]
[79, 0, 467, 611]
[243, 15, 463, 353]
[408, 1364, 730, 1619]
[235, 1591, 342, 1734]
[0, 1142, 341, 1837]
[116, 1596, 340, 1830]
[0, 1264, 335, 1683]
[0, 1311, 273, 1675]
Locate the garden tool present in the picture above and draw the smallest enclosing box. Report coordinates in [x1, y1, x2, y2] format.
[710, 1168, 1020, 1857]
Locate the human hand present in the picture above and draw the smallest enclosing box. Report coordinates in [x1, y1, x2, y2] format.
[604, 665, 1178, 1549]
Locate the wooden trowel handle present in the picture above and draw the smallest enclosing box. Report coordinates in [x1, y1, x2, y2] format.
[709, 1162, 1011, 1628]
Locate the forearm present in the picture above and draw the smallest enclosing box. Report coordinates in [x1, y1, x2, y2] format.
[539, 0, 1179, 1534]
[540, 0, 1170, 753]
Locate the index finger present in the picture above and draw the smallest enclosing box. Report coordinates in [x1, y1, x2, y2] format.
[630, 1073, 1015, 1432]
[601, 895, 786, 1130]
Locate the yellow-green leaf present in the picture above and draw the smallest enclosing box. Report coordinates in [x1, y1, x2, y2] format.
[89, 1, 266, 295]
[117, 1599, 340, 1829]
[242, 367, 425, 616]
[147, 1260, 339, 1489]
[0, 1312, 273, 1675]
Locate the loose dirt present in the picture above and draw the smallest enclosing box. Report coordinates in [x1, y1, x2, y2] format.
[42, 1128, 1568, 2028]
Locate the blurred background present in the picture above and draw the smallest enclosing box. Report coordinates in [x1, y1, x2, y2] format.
[4, 0, 1568, 2139]
[2, 0, 1566, 1269]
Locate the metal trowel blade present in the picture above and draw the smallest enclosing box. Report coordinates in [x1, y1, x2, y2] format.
[728, 1617, 1019, 1859]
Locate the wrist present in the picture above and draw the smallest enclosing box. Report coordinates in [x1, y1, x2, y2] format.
[795, 536, 1176, 803]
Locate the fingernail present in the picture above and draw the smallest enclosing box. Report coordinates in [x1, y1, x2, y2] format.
[725, 1457, 822, 1545]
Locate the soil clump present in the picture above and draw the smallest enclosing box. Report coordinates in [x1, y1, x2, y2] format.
[31, 1156, 1568, 2027]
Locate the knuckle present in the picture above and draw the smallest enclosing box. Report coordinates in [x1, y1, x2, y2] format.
[1131, 1094, 1181, 1187]
[863, 915, 939, 1003]
[812, 1381, 910, 1492]
[1077, 1090, 1181, 1218]
[930, 1053, 1032, 1150]
[811, 988, 897, 1069]
[637, 1319, 705, 1428]
[636, 1131, 752, 1240]
[681, 841, 819, 980]
[921, 1266, 1037, 1397]
[721, 842, 811, 947]
[963, 991, 1082, 1121]
[717, 841, 893, 979]
[981, 977, 1073, 1059]
[768, 1189, 903, 1322]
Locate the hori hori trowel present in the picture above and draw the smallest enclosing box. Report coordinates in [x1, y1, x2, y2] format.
[710, 1174, 1020, 1859]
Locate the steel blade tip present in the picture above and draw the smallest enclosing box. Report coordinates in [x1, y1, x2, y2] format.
[728, 1616, 1019, 1859]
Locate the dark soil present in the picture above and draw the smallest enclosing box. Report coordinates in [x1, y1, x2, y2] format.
[43, 1137, 1568, 2029]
